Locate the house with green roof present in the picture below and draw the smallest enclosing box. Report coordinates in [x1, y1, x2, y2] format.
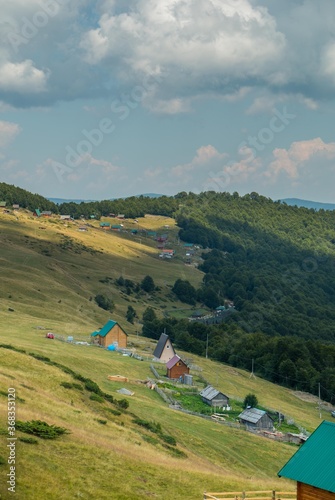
[100, 222, 111, 229]
[0, 201, 6, 207]
[33, 209, 41, 217]
[91, 320, 128, 348]
[278, 420, 335, 499]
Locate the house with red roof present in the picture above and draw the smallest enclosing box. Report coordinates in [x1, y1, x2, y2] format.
[166, 355, 190, 380]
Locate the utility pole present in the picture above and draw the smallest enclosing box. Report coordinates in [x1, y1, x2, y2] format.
[249, 358, 255, 379]
[206, 331, 209, 359]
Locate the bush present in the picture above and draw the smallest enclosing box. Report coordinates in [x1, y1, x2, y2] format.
[16, 420, 70, 439]
[19, 437, 38, 444]
[94, 294, 115, 312]
[243, 393, 258, 408]
[60, 382, 83, 391]
[160, 434, 177, 446]
[116, 398, 129, 409]
[140, 275, 155, 293]
[89, 394, 105, 403]
[96, 419, 107, 425]
[84, 379, 102, 395]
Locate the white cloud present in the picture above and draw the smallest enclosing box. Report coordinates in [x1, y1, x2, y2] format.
[266, 138, 335, 181]
[0, 120, 21, 148]
[0, 60, 48, 93]
[171, 145, 227, 178]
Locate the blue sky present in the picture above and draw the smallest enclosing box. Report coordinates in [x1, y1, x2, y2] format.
[1, 0, 335, 201]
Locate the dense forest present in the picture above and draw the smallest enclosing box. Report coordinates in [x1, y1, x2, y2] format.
[2, 183, 335, 402]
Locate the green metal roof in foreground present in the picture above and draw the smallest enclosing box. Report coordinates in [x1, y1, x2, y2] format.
[278, 420, 335, 493]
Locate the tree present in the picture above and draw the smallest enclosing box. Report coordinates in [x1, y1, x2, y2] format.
[140, 275, 155, 293]
[243, 393, 258, 408]
[94, 294, 114, 312]
[126, 305, 136, 324]
[142, 307, 157, 323]
[172, 279, 197, 305]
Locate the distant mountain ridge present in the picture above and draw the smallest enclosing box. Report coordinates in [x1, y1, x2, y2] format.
[48, 193, 164, 204]
[280, 198, 335, 211]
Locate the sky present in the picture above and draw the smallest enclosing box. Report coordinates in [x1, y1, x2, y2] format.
[1, 1, 335, 202]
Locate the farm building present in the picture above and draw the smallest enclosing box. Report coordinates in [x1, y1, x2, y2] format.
[41, 211, 52, 217]
[91, 320, 128, 348]
[166, 355, 190, 380]
[12, 204, 19, 210]
[238, 408, 274, 430]
[111, 224, 122, 231]
[278, 420, 335, 500]
[60, 215, 71, 220]
[33, 209, 41, 217]
[100, 222, 111, 229]
[200, 385, 230, 408]
[153, 333, 176, 363]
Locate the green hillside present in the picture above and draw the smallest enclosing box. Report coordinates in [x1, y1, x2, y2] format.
[1, 187, 335, 499]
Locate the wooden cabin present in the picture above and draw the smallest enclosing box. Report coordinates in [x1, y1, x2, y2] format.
[153, 333, 176, 363]
[166, 355, 189, 380]
[278, 420, 335, 499]
[91, 320, 127, 348]
[238, 408, 274, 430]
[200, 385, 229, 408]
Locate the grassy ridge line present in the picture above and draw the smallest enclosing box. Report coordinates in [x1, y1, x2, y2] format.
[0, 347, 296, 499]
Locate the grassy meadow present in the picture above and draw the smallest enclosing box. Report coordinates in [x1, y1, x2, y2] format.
[0, 210, 329, 499]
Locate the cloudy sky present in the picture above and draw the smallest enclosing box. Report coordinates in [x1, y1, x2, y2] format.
[1, 0, 335, 202]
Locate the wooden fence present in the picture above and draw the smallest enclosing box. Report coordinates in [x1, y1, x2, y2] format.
[204, 491, 296, 500]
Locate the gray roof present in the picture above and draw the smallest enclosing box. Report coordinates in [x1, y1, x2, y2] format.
[238, 408, 270, 424]
[153, 333, 174, 358]
[200, 385, 228, 401]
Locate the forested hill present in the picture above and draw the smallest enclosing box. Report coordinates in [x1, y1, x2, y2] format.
[3, 183, 335, 342]
[175, 192, 335, 342]
[0, 182, 57, 212]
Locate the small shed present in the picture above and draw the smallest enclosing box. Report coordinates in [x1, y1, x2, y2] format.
[91, 320, 128, 348]
[166, 355, 190, 380]
[200, 385, 229, 408]
[278, 420, 335, 500]
[238, 408, 274, 430]
[153, 333, 176, 363]
[60, 215, 71, 220]
[12, 204, 19, 210]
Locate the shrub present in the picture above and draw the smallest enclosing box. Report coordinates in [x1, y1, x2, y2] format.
[16, 420, 70, 439]
[19, 437, 38, 444]
[0, 456, 6, 466]
[60, 381, 83, 391]
[96, 419, 107, 425]
[140, 275, 155, 293]
[116, 398, 129, 409]
[95, 294, 114, 312]
[160, 434, 177, 446]
[84, 379, 102, 395]
[243, 393, 258, 408]
[105, 408, 121, 416]
[89, 394, 104, 403]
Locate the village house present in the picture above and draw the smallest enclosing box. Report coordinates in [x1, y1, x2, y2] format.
[12, 204, 20, 210]
[278, 420, 335, 500]
[200, 385, 230, 408]
[60, 215, 71, 220]
[238, 408, 274, 431]
[0, 201, 6, 207]
[100, 222, 111, 229]
[33, 209, 41, 217]
[91, 320, 128, 348]
[166, 355, 190, 380]
[41, 211, 52, 217]
[153, 333, 176, 363]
